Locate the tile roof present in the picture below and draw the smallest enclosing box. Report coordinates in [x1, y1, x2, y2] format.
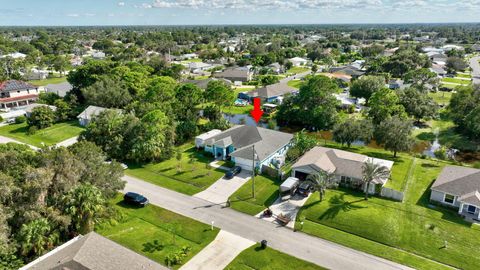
[21, 232, 167, 270]
[432, 166, 480, 199]
[0, 94, 38, 103]
[0, 80, 36, 92]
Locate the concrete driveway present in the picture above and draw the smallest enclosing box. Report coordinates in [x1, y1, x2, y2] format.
[256, 194, 312, 229]
[0, 135, 39, 150]
[55, 136, 78, 147]
[180, 230, 254, 270]
[194, 171, 251, 205]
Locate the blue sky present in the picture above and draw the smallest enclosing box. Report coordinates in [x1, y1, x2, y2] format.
[1, 0, 480, 26]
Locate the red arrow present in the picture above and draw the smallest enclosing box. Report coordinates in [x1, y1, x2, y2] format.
[250, 97, 264, 123]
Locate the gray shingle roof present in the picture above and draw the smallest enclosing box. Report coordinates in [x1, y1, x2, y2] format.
[432, 166, 480, 197]
[45, 82, 73, 97]
[77, 105, 112, 121]
[22, 232, 167, 270]
[247, 83, 296, 99]
[206, 125, 292, 162]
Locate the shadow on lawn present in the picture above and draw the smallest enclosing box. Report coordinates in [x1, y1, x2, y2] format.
[142, 240, 164, 253]
[318, 194, 365, 220]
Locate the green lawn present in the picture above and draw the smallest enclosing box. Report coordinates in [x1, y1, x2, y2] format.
[222, 105, 253, 115]
[194, 75, 209, 80]
[441, 77, 471, 85]
[0, 121, 84, 147]
[287, 79, 303, 89]
[428, 91, 452, 106]
[455, 73, 471, 79]
[229, 174, 281, 215]
[296, 158, 480, 270]
[28, 76, 67, 86]
[125, 143, 225, 195]
[287, 66, 310, 74]
[225, 246, 325, 270]
[96, 195, 219, 269]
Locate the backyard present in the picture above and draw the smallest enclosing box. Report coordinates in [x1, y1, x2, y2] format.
[287, 79, 303, 89]
[96, 195, 219, 269]
[28, 76, 67, 86]
[225, 245, 324, 270]
[0, 121, 84, 147]
[125, 143, 225, 195]
[287, 66, 310, 75]
[296, 158, 480, 270]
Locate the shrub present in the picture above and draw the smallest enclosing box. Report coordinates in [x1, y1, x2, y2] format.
[15, 116, 26, 124]
[27, 126, 38, 135]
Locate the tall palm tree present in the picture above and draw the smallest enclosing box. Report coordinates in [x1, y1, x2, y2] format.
[305, 170, 336, 202]
[17, 218, 59, 257]
[62, 184, 105, 235]
[361, 159, 390, 200]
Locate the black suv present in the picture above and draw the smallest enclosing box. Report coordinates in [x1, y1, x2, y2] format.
[124, 192, 149, 207]
[297, 181, 314, 197]
[225, 166, 242, 179]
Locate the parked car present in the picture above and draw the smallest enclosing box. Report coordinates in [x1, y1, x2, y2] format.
[225, 166, 242, 179]
[297, 181, 314, 197]
[123, 192, 149, 207]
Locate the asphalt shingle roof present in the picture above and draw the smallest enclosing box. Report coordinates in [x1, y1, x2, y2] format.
[432, 166, 480, 198]
[0, 80, 36, 92]
[23, 232, 167, 270]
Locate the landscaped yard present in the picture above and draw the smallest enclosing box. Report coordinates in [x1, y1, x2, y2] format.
[223, 105, 253, 115]
[455, 73, 471, 79]
[125, 143, 225, 195]
[229, 174, 281, 215]
[428, 91, 452, 106]
[0, 121, 84, 147]
[28, 76, 67, 86]
[296, 158, 480, 270]
[287, 79, 303, 89]
[96, 195, 219, 269]
[225, 245, 325, 270]
[287, 66, 310, 75]
[441, 77, 471, 85]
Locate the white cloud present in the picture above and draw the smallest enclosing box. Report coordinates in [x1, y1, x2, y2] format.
[118, 2, 126, 6]
[66, 13, 80, 17]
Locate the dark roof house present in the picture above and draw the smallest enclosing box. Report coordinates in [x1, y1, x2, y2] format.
[245, 83, 297, 102]
[20, 232, 167, 270]
[213, 67, 252, 82]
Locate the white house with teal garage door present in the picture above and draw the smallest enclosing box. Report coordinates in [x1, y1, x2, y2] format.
[195, 125, 293, 171]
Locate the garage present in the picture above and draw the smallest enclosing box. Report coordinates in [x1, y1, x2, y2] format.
[234, 157, 253, 171]
[293, 170, 310, 180]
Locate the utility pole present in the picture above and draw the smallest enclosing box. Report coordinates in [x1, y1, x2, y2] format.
[252, 144, 256, 199]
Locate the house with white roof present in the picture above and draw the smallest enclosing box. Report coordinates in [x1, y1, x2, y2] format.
[288, 57, 309, 67]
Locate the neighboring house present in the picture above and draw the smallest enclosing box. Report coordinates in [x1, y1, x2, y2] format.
[0, 52, 27, 59]
[24, 68, 49, 80]
[288, 57, 308, 67]
[388, 79, 408, 90]
[430, 166, 480, 220]
[20, 232, 166, 270]
[0, 80, 45, 109]
[45, 82, 73, 97]
[180, 53, 198, 60]
[188, 62, 213, 73]
[196, 125, 293, 171]
[213, 67, 253, 83]
[242, 83, 297, 103]
[430, 64, 447, 77]
[268, 62, 283, 74]
[183, 78, 232, 89]
[426, 52, 448, 63]
[77, 105, 110, 126]
[195, 129, 222, 148]
[23, 103, 57, 117]
[329, 66, 365, 78]
[0, 109, 26, 123]
[92, 51, 106, 59]
[472, 44, 480, 52]
[291, 146, 393, 194]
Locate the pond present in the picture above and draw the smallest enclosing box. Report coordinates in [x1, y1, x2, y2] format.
[223, 113, 274, 129]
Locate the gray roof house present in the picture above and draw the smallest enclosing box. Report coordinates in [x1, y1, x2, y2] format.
[329, 66, 365, 78]
[245, 83, 297, 102]
[20, 232, 167, 270]
[77, 105, 119, 127]
[291, 146, 393, 194]
[213, 67, 253, 82]
[199, 125, 293, 171]
[45, 82, 73, 97]
[430, 166, 480, 221]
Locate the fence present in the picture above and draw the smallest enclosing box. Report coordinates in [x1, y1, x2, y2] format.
[380, 187, 404, 202]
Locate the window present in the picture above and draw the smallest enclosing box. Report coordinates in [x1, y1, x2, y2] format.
[467, 205, 476, 214]
[340, 176, 351, 184]
[444, 194, 455, 204]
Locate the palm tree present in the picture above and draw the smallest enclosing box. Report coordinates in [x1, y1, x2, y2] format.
[361, 159, 390, 200]
[62, 184, 105, 234]
[305, 170, 336, 202]
[17, 218, 59, 257]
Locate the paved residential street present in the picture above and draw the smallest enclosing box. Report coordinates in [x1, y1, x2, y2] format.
[123, 175, 414, 270]
[469, 56, 480, 85]
[180, 230, 254, 270]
